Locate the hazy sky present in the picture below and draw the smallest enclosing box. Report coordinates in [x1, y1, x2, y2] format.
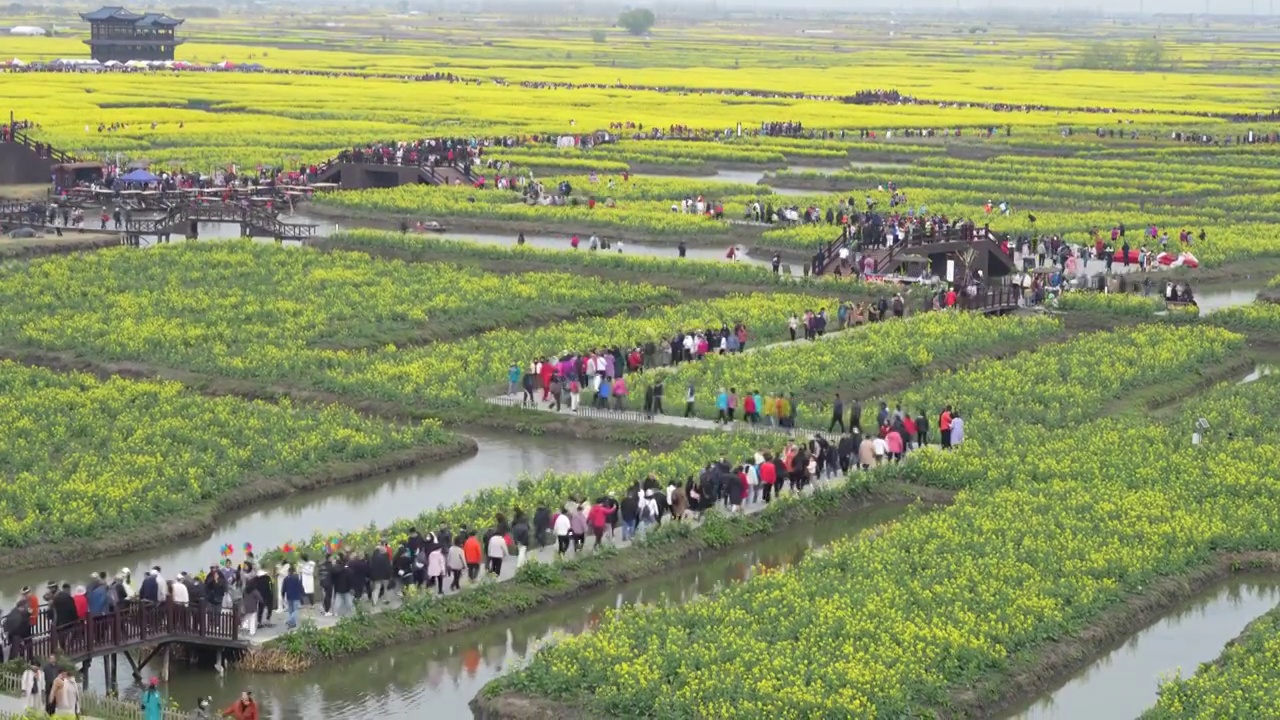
[672, 0, 1280, 15]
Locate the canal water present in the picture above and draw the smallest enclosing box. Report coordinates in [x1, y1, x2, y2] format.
[0, 431, 628, 608]
[136, 505, 909, 719]
[1000, 575, 1280, 720]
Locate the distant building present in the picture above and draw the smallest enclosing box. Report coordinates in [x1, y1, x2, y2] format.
[9, 26, 48, 36]
[80, 6, 184, 63]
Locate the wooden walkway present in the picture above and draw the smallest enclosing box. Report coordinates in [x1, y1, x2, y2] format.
[15, 601, 246, 665]
[123, 202, 317, 239]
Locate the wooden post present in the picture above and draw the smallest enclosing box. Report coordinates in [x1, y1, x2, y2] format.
[161, 645, 170, 682]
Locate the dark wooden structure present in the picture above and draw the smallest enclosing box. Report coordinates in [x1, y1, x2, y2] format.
[0, 125, 76, 185]
[309, 158, 474, 190]
[81, 6, 184, 63]
[123, 201, 317, 242]
[15, 601, 245, 686]
[956, 282, 1021, 314]
[818, 225, 1017, 281]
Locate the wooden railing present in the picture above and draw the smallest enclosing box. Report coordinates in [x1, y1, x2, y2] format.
[56, 186, 316, 209]
[817, 224, 1016, 276]
[123, 202, 316, 237]
[309, 151, 478, 186]
[956, 283, 1020, 312]
[21, 601, 243, 662]
[0, 201, 37, 218]
[4, 128, 77, 164]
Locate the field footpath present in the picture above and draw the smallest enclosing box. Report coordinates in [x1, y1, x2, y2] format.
[243, 478, 952, 672]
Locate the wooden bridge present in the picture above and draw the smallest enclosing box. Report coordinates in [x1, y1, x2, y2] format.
[14, 601, 246, 685]
[309, 155, 476, 190]
[955, 282, 1022, 314]
[123, 202, 317, 240]
[817, 224, 1017, 281]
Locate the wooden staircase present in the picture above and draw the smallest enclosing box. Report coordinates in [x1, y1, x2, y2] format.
[1, 127, 78, 185]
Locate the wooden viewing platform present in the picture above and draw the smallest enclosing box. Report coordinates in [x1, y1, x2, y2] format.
[818, 225, 1017, 281]
[308, 156, 476, 189]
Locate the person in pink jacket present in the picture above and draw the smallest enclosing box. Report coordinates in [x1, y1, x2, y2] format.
[612, 377, 628, 410]
[427, 542, 446, 595]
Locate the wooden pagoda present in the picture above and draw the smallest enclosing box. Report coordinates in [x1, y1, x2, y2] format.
[80, 6, 184, 63]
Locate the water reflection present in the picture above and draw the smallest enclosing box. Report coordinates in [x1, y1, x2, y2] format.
[144, 505, 909, 719]
[0, 431, 628, 607]
[1001, 575, 1280, 720]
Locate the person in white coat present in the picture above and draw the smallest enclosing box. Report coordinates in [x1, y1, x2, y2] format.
[20, 661, 44, 710]
[299, 554, 316, 606]
[171, 574, 189, 606]
[119, 568, 134, 599]
[151, 567, 168, 602]
[554, 511, 573, 556]
[274, 563, 288, 610]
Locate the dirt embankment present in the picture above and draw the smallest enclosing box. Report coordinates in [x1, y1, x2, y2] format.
[0, 232, 122, 259]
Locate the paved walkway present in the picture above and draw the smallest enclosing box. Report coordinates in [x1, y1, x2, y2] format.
[485, 320, 898, 436]
[0, 690, 104, 719]
[247, 469, 857, 645]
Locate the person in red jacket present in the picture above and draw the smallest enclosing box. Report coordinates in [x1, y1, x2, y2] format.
[539, 360, 554, 401]
[222, 690, 259, 720]
[587, 502, 616, 548]
[462, 534, 483, 582]
[71, 587, 88, 620]
[939, 405, 954, 449]
[758, 457, 777, 504]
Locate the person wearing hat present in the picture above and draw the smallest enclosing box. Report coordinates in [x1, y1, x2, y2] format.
[171, 573, 190, 607]
[141, 676, 163, 720]
[119, 567, 134, 599]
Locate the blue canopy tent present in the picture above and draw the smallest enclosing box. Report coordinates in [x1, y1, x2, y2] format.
[118, 168, 159, 184]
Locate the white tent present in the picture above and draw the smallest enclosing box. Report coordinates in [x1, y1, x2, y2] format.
[8, 26, 47, 36]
